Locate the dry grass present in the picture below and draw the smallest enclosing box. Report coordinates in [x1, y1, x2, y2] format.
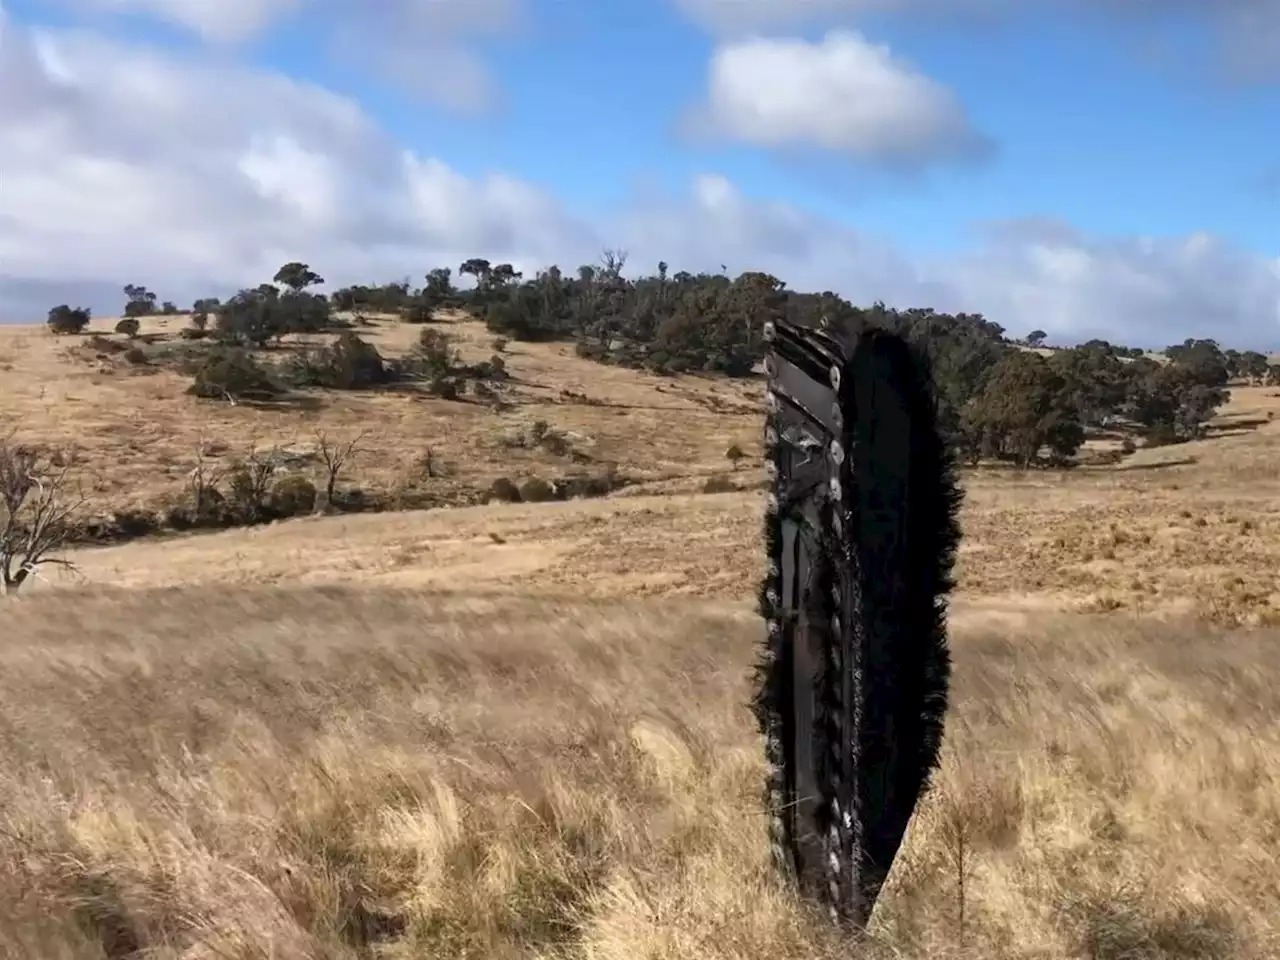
[5, 313, 1280, 956]
[0, 588, 1276, 958]
[0, 314, 762, 510]
[7, 313, 1280, 622]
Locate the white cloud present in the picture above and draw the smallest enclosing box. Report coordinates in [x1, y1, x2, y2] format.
[672, 0, 1018, 33]
[320, 0, 523, 112]
[932, 220, 1280, 346]
[65, 0, 302, 42]
[688, 31, 991, 164]
[50, 0, 523, 109]
[0, 11, 1277, 348]
[674, 0, 1280, 82]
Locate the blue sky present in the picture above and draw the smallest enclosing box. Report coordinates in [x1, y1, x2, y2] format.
[1, 0, 1278, 346]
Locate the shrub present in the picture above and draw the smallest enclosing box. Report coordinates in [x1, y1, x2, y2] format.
[86, 334, 126, 355]
[703, 474, 737, 494]
[321, 332, 388, 389]
[114, 317, 141, 338]
[519, 477, 557, 502]
[329, 487, 370, 512]
[1144, 422, 1182, 448]
[188, 348, 283, 402]
[189, 305, 213, 331]
[428, 378, 459, 400]
[487, 477, 522, 503]
[1120, 437, 1137, 454]
[539, 431, 573, 457]
[111, 509, 159, 539]
[280, 348, 327, 388]
[283, 333, 388, 390]
[123, 347, 148, 365]
[268, 475, 317, 516]
[165, 486, 232, 530]
[402, 302, 434, 323]
[492, 337, 508, 353]
[415, 328, 458, 379]
[225, 466, 261, 520]
[47, 305, 91, 334]
[557, 471, 627, 499]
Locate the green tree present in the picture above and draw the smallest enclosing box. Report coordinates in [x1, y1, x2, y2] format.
[1047, 341, 1128, 427]
[422, 267, 456, 308]
[46, 305, 91, 334]
[962, 351, 1081, 466]
[215, 289, 277, 347]
[273, 261, 324, 293]
[122, 284, 158, 318]
[1165, 338, 1228, 388]
[1237, 350, 1270, 382]
[191, 298, 220, 331]
[1128, 362, 1226, 442]
[459, 258, 493, 298]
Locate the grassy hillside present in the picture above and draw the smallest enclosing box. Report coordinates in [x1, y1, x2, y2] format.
[1, 589, 1276, 958]
[0, 312, 764, 512]
[1, 311, 1279, 956]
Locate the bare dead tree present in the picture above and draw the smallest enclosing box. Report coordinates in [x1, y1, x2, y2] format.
[314, 428, 366, 513]
[0, 435, 85, 595]
[600, 247, 628, 279]
[227, 441, 282, 520]
[187, 433, 227, 518]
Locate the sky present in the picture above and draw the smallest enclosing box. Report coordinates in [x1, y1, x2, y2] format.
[1, 0, 1278, 347]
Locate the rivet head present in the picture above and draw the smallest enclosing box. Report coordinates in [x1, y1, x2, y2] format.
[763, 321, 776, 341]
[829, 365, 841, 390]
[829, 477, 841, 500]
[830, 440, 844, 464]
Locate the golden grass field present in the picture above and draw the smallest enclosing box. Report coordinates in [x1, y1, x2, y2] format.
[1, 315, 1279, 957]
